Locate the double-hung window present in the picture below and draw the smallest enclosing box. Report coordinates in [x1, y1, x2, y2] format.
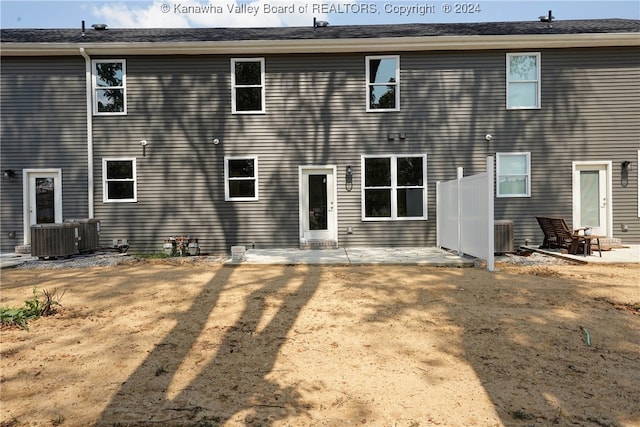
[362, 154, 427, 220]
[496, 152, 531, 197]
[103, 158, 137, 202]
[92, 60, 126, 115]
[366, 55, 400, 112]
[225, 156, 259, 201]
[231, 58, 265, 113]
[506, 53, 540, 109]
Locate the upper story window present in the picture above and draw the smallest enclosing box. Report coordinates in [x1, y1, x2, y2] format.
[225, 156, 259, 201]
[362, 154, 427, 220]
[496, 152, 531, 197]
[92, 60, 126, 115]
[366, 55, 400, 112]
[102, 158, 136, 202]
[506, 53, 540, 109]
[231, 58, 265, 114]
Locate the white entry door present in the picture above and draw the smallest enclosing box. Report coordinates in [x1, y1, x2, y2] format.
[299, 166, 337, 242]
[572, 162, 611, 236]
[23, 169, 63, 244]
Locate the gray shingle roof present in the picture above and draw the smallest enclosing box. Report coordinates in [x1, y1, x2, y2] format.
[2, 19, 639, 44]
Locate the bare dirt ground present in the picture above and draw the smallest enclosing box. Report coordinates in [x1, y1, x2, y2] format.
[1, 259, 639, 427]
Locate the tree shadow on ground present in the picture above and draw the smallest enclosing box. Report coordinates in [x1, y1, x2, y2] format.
[95, 265, 322, 426]
[353, 265, 640, 426]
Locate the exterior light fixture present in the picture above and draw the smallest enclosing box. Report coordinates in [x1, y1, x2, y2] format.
[140, 140, 148, 157]
[621, 160, 631, 187]
[3, 170, 16, 180]
[213, 138, 220, 145]
[345, 165, 353, 191]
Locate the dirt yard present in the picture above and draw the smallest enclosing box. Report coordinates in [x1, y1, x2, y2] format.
[1, 259, 639, 427]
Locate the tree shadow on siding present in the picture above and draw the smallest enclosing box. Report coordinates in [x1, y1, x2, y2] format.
[396, 51, 584, 243]
[96, 265, 321, 426]
[102, 58, 237, 253]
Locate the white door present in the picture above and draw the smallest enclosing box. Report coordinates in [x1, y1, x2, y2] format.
[23, 169, 63, 244]
[572, 162, 611, 236]
[299, 166, 337, 242]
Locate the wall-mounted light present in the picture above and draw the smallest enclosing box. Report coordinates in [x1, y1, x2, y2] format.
[485, 134, 493, 142]
[345, 165, 353, 191]
[621, 160, 632, 187]
[3, 170, 16, 180]
[387, 133, 396, 141]
[399, 133, 407, 140]
[213, 138, 220, 145]
[140, 140, 148, 157]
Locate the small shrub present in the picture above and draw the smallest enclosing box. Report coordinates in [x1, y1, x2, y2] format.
[0, 287, 64, 331]
[154, 363, 168, 376]
[511, 409, 534, 420]
[51, 414, 65, 426]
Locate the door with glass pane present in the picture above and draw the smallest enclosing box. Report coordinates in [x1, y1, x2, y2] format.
[23, 169, 63, 244]
[573, 163, 610, 236]
[299, 167, 337, 242]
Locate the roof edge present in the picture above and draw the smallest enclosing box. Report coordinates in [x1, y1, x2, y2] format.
[2, 32, 638, 56]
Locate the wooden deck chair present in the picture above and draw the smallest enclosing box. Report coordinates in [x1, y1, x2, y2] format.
[549, 217, 580, 251]
[535, 216, 557, 248]
[536, 216, 586, 254]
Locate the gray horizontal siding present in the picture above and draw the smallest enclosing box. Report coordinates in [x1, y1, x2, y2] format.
[88, 47, 639, 253]
[3, 47, 637, 254]
[0, 56, 89, 252]
[86, 49, 640, 251]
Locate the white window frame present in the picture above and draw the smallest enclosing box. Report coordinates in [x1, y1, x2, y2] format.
[231, 58, 265, 114]
[361, 154, 427, 221]
[496, 152, 531, 198]
[506, 52, 540, 110]
[102, 158, 137, 203]
[365, 55, 400, 112]
[92, 59, 127, 115]
[224, 156, 259, 201]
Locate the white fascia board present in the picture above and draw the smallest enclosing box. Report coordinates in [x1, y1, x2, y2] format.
[1, 32, 638, 56]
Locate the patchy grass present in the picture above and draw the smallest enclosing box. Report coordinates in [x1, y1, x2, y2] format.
[529, 266, 562, 277]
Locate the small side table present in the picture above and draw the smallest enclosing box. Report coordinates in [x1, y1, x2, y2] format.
[584, 235, 603, 257]
[570, 234, 603, 257]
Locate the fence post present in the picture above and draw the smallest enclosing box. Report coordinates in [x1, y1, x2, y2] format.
[456, 167, 464, 256]
[436, 181, 441, 249]
[486, 156, 495, 272]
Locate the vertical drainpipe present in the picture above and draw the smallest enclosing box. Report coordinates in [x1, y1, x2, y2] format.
[79, 47, 94, 218]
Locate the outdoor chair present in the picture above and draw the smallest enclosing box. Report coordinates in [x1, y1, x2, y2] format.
[535, 216, 586, 254]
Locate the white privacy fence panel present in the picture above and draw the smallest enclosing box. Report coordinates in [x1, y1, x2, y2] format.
[460, 173, 490, 258]
[436, 157, 494, 271]
[436, 179, 459, 251]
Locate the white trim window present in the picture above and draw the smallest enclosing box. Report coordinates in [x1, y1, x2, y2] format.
[102, 158, 137, 202]
[506, 53, 540, 109]
[496, 152, 531, 197]
[92, 59, 127, 115]
[361, 154, 427, 220]
[366, 55, 400, 112]
[231, 58, 265, 114]
[225, 156, 259, 201]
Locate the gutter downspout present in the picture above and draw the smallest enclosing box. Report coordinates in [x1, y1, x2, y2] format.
[79, 47, 94, 218]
